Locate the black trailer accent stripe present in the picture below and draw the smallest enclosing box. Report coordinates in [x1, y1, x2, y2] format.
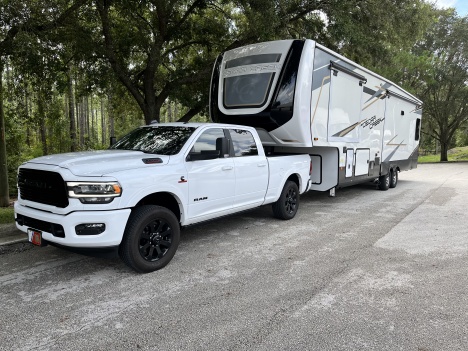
[383, 141, 404, 163]
[363, 87, 377, 96]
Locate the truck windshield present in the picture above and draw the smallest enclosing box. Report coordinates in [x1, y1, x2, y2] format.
[110, 126, 196, 155]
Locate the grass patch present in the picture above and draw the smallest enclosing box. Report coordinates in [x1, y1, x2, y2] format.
[419, 146, 468, 163]
[0, 207, 15, 224]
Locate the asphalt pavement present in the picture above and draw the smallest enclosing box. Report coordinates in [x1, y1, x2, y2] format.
[1, 162, 468, 351]
[0, 223, 27, 246]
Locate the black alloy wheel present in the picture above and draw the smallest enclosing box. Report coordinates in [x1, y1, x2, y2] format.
[119, 205, 180, 273]
[285, 186, 297, 215]
[139, 219, 173, 261]
[272, 180, 300, 220]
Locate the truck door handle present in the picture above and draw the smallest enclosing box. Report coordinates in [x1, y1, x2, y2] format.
[257, 163, 267, 167]
[222, 166, 233, 171]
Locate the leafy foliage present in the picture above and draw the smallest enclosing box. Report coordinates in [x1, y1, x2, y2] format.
[0, 0, 467, 205]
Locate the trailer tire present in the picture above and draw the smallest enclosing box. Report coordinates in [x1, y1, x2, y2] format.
[390, 169, 398, 188]
[272, 181, 299, 220]
[119, 205, 180, 273]
[378, 173, 390, 191]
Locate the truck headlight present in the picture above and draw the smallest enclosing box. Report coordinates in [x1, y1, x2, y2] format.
[67, 182, 122, 204]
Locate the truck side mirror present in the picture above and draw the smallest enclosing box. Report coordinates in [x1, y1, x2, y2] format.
[110, 136, 116, 146]
[216, 137, 229, 158]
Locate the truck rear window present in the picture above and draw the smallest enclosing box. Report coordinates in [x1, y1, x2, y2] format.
[111, 126, 196, 155]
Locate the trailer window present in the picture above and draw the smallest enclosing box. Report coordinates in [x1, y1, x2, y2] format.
[229, 129, 258, 156]
[415, 118, 421, 141]
[225, 54, 281, 69]
[224, 73, 274, 109]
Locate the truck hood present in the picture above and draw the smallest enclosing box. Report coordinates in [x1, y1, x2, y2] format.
[25, 150, 170, 176]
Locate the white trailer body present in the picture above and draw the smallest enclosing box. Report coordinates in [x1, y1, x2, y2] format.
[210, 39, 423, 191]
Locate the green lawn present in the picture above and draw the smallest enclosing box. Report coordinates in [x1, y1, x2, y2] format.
[419, 146, 468, 163]
[0, 207, 15, 224]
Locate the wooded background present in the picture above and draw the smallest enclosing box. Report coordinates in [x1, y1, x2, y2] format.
[1, 0, 468, 206]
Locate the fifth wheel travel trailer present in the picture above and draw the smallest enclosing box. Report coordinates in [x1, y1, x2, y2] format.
[209, 39, 423, 194]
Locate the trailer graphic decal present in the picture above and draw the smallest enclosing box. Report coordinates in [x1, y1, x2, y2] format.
[364, 83, 391, 103]
[361, 115, 385, 130]
[383, 141, 404, 163]
[332, 121, 361, 137]
[332, 115, 384, 138]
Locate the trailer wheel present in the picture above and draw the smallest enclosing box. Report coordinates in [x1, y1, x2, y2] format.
[389, 169, 398, 188]
[272, 181, 299, 220]
[119, 205, 180, 273]
[378, 173, 390, 191]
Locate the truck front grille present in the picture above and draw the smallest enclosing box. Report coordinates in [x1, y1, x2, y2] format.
[18, 168, 69, 208]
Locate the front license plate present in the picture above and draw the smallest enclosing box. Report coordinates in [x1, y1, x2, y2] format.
[27, 229, 42, 246]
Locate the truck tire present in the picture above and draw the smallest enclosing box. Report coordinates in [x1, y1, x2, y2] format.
[389, 169, 398, 188]
[272, 181, 299, 220]
[378, 172, 390, 191]
[119, 205, 180, 273]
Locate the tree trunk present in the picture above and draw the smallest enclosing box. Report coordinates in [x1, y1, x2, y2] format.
[25, 89, 31, 148]
[37, 89, 48, 155]
[167, 101, 172, 123]
[85, 96, 89, 139]
[67, 63, 77, 152]
[78, 98, 84, 147]
[101, 98, 106, 145]
[440, 141, 448, 162]
[90, 95, 95, 145]
[108, 94, 114, 140]
[143, 102, 160, 125]
[177, 105, 203, 123]
[0, 64, 10, 207]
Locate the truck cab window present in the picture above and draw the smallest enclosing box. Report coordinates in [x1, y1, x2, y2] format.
[192, 129, 225, 153]
[188, 128, 226, 161]
[229, 129, 258, 157]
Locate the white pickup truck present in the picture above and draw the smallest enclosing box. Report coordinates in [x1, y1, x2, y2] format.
[14, 123, 311, 272]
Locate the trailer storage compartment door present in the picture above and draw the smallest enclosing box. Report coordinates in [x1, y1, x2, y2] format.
[355, 149, 370, 176]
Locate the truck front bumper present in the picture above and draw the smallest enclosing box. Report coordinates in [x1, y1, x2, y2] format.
[14, 202, 131, 248]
